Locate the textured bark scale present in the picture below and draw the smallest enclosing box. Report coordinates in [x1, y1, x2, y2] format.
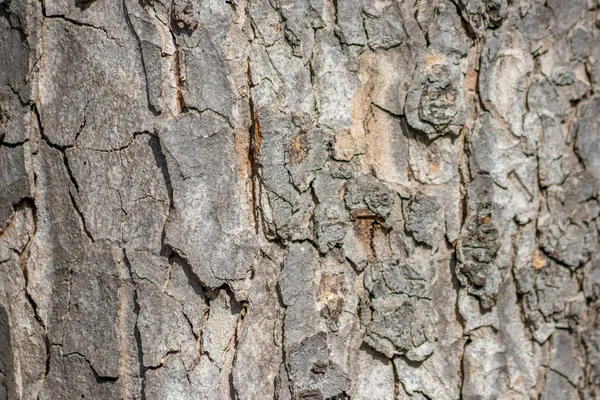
[1, 0, 600, 399]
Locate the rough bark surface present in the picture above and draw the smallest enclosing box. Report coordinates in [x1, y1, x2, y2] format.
[1, 0, 600, 399]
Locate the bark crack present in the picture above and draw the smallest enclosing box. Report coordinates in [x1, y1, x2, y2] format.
[246, 60, 263, 235]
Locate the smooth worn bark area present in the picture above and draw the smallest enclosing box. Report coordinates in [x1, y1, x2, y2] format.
[1, 0, 600, 399]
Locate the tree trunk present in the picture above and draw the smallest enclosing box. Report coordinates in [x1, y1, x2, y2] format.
[1, 0, 600, 398]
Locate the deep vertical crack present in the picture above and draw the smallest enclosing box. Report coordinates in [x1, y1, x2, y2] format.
[246, 61, 263, 234]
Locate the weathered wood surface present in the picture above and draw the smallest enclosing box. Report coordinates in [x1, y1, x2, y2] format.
[1, 0, 600, 398]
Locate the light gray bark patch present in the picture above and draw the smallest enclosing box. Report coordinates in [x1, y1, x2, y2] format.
[158, 112, 258, 289]
[461, 327, 515, 399]
[394, 344, 463, 400]
[350, 345, 394, 399]
[363, 0, 405, 50]
[27, 143, 87, 350]
[583, 257, 600, 301]
[537, 172, 598, 268]
[61, 241, 121, 378]
[312, 30, 358, 131]
[279, 0, 325, 60]
[40, 347, 121, 400]
[171, 0, 234, 120]
[264, 186, 315, 243]
[313, 201, 349, 254]
[285, 121, 329, 192]
[479, 27, 531, 137]
[44, 0, 133, 45]
[136, 281, 196, 369]
[164, 257, 208, 338]
[576, 97, 600, 182]
[201, 289, 241, 368]
[540, 370, 579, 400]
[33, 142, 85, 242]
[278, 242, 321, 348]
[143, 354, 193, 400]
[65, 148, 124, 243]
[549, 330, 583, 386]
[39, 20, 152, 150]
[404, 193, 444, 247]
[333, 0, 366, 46]
[232, 254, 283, 400]
[143, 352, 221, 400]
[287, 332, 349, 399]
[123, 0, 166, 114]
[518, 256, 587, 343]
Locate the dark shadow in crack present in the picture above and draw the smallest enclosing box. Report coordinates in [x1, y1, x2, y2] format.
[0, 305, 16, 399]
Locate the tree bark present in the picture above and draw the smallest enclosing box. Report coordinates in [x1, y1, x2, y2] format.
[1, 0, 600, 398]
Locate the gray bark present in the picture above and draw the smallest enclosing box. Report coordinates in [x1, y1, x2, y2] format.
[1, 0, 600, 398]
